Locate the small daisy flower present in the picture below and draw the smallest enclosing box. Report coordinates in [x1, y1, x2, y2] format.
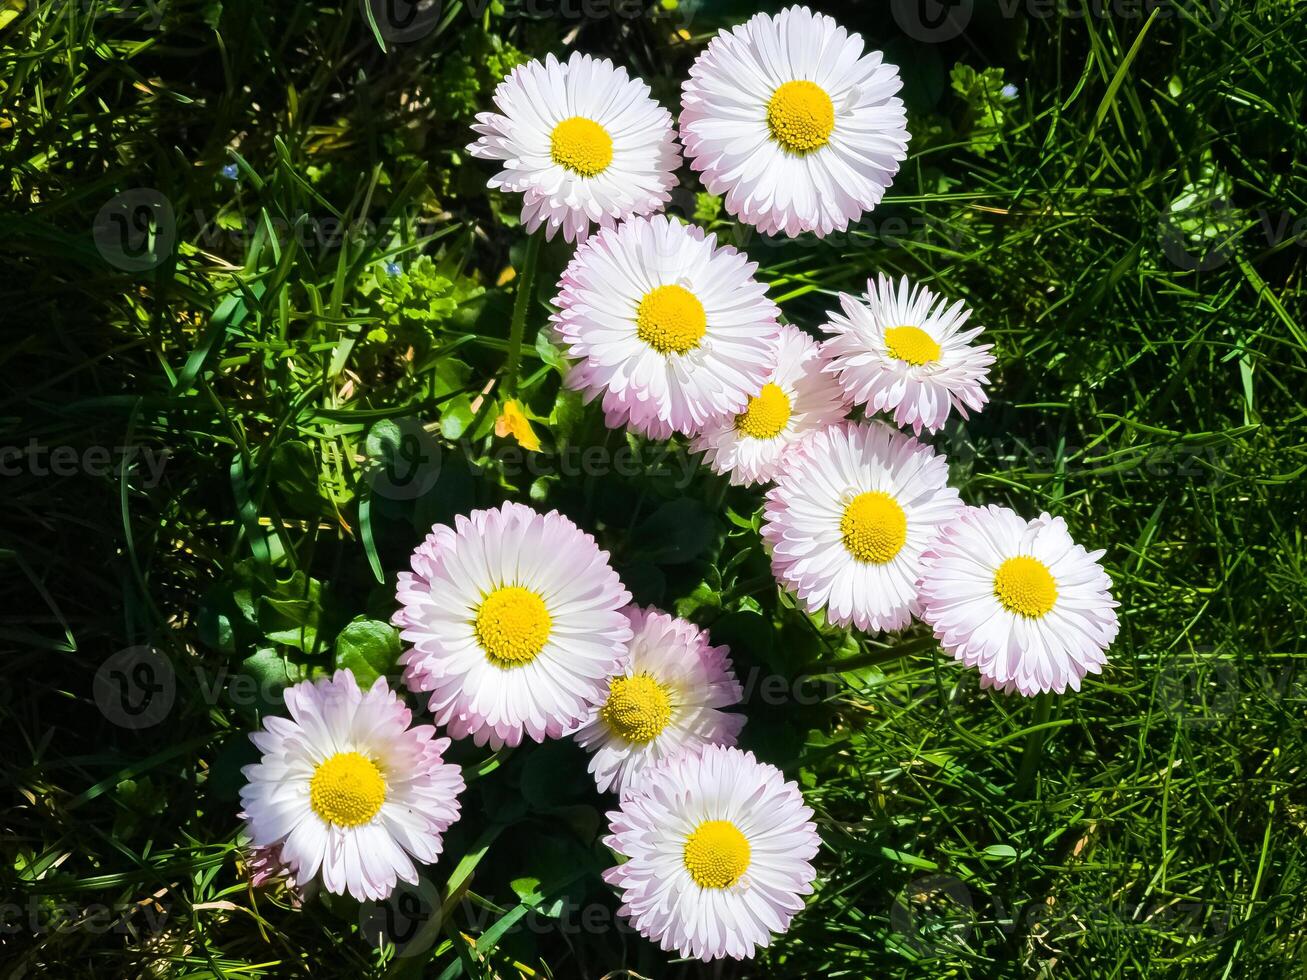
[467, 52, 681, 243]
[762, 422, 961, 633]
[917, 505, 1119, 696]
[679, 5, 909, 238]
[394, 502, 632, 749]
[552, 214, 781, 438]
[572, 606, 745, 796]
[603, 744, 820, 961]
[822, 274, 995, 434]
[691, 324, 850, 486]
[238, 670, 465, 903]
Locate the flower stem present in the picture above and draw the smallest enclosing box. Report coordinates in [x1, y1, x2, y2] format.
[1015, 691, 1053, 795]
[504, 230, 543, 396]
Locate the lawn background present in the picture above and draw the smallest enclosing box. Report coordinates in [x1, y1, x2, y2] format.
[2, 0, 1305, 976]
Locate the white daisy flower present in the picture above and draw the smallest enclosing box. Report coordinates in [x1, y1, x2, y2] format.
[394, 502, 633, 749]
[822, 274, 995, 434]
[679, 5, 909, 238]
[239, 670, 465, 902]
[552, 214, 781, 438]
[467, 51, 681, 242]
[762, 422, 962, 633]
[691, 324, 851, 486]
[917, 505, 1119, 695]
[603, 743, 820, 961]
[571, 605, 745, 796]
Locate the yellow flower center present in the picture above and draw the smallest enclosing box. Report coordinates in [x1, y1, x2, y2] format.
[993, 556, 1059, 618]
[766, 80, 835, 155]
[309, 751, 386, 827]
[683, 820, 751, 889]
[550, 116, 613, 178]
[884, 326, 942, 366]
[636, 284, 707, 355]
[600, 673, 673, 743]
[735, 383, 792, 439]
[474, 586, 552, 667]
[840, 491, 907, 564]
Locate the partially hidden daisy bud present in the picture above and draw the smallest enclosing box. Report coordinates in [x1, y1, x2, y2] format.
[763, 422, 962, 633]
[602, 743, 820, 961]
[551, 214, 781, 438]
[238, 670, 465, 903]
[241, 842, 310, 907]
[691, 323, 851, 486]
[571, 606, 745, 796]
[822, 274, 995, 434]
[467, 52, 681, 243]
[679, 5, 909, 238]
[917, 505, 1119, 696]
[394, 502, 633, 748]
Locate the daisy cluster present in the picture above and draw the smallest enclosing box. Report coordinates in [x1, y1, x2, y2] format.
[237, 5, 1119, 963]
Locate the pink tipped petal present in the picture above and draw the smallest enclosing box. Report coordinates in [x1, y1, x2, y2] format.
[821, 274, 995, 434]
[917, 505, 1119, 696]
[603, 744, 820, 961]
[238, 670, 465, 903]
[571, 605, 745, 796]
[467, 52, 681, 243]
[551, 215, 781, 438]
[680, 6, 908, 238]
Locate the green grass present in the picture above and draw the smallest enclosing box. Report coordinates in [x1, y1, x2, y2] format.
[2, 0, 1306, 977]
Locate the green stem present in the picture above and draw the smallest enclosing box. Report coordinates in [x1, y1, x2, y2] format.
[810, 634, 938, 675]
[504, 230, 543, 396]
[1015, 691, 1053, 795]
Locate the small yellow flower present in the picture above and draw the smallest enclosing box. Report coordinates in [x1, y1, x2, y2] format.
[495, 399, 542, 452]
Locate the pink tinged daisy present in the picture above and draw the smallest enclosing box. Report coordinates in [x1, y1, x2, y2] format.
[467, 52, 681, 243]
[603, 744, 820, 961]
[238, 670, 465, 903]
[691, 324, 851, 486]
[551, 214, 781, 438]
[762, 422, 962, 633]
[394, 501, 632, 749]
[916, 505, 1120, 696]
[679, 5, 909, 238]
[822, 274, 995, 434]
[571, 606, 745, 796]
[242, 841, 310, 907]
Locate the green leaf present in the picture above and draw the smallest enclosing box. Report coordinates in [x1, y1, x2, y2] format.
[238, 647, 308, 713]
[260, 595, 321, 652]
[630, 498, 718, 565]
[439, 395, 476, 440]
[674, 581, 722, 620]
[269, 440, 322, 517]
[510, 876, 544, 907]
[333, 617, 402, 687]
